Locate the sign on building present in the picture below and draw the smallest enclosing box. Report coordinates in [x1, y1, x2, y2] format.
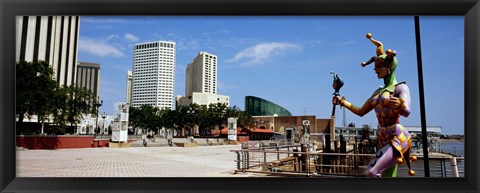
[303, 120, 310, 126]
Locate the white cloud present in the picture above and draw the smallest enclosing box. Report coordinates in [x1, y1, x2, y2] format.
[334, 40, 356, 46]
[124, 33, 139, 42]
[227, 42, 301, 66]
[218, 81, 238, 90]
[106, 34, 119, 41]
[81, 18, 125, 24]
[79, 37, 125, 58]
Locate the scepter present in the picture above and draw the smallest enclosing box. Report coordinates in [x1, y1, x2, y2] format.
[330, 71, 344, 118]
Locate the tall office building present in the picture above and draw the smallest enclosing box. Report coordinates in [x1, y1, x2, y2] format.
[131, 41, 176, 109]
[16, 16, 80, 86]
[126, 70, 133, 105]
[178, 52, 229, 107]
[76, 62, 100, 101]
[186, 52, 217, 97]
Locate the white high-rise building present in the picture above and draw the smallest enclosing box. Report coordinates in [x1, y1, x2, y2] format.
[16, 16, 80, 86]
[131, 41, 176, 109]
[178, 52, 229, 107]
[186, 52, 217, 97]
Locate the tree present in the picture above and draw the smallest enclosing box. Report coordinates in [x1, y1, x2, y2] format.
[128, 105, 160, 135]
[347, 122, 356, 127]
[208, 103, 228, 131]
[158, 108, 177, 135]
[16, 60, 57, 131]
[128, 106, 144, 134]
[226, 105, 254, 129]
[52, 85, 96, 133]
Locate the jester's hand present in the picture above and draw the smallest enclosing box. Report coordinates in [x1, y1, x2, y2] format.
[388, 96, 401, 109]
[389, 96, 406, 110]
[332, 96, 344, 106]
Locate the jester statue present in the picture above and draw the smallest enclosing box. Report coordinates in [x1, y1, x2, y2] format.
[332, 33, 416, 177]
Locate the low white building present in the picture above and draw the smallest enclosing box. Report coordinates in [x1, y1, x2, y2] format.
[78, 114, 114, 134]
[177, 92, 229, 107]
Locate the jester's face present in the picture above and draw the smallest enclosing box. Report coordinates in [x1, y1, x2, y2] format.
[374, 65, 389, 79]
[373, 54, 396, 79]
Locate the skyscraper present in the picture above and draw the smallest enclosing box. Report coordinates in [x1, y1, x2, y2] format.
[131, 41, 176, 109]
[186, 52, 217, 97]
[16, 16, 80, 86]
[76, 62, 100, 100]
[178, 52, 229, 107]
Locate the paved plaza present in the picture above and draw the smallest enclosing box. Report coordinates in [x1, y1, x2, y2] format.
[16, 144, 260, 177]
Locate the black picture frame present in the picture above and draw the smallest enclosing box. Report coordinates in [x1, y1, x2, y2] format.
[1, 0, 478, 193]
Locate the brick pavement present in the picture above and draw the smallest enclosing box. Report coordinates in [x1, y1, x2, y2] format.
[16, 145, 260, 177]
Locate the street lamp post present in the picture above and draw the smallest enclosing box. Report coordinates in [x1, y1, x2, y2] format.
[95, 96, 103, 135]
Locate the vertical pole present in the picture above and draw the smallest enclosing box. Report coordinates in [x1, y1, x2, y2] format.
[263, 148, 267, 163]
[450, 157, 459, 177]
[236, 151, 241, 170]
[414, 16, 430, 177]
[276, 147, 280, 160]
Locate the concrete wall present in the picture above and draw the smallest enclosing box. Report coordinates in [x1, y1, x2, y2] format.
[17, 135, 95, 149]
[16, 135, 136, 149]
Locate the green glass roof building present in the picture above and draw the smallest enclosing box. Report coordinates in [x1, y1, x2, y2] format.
[244, 96, 292, 116]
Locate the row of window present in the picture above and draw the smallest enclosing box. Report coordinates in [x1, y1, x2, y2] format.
[134, 61, 175, 65]
[132, 94, 173, 101]
[132, 96, 174, 100]
[133, 75, 174, 78]
[132, 101, 173, 105]
[134, 50, 174, 55]
[134, 55, 175, 59]
[133, 72, 174, 76]
[133, 87, 174, 91]
[132, 68, 175, 73]
[135, 42, 175, 49]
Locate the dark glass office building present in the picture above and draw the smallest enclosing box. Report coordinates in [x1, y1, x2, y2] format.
[244, 96, 292, 116]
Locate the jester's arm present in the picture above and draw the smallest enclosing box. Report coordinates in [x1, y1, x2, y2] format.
[334, 96, 374, 117]
[393, 84, 411, 117]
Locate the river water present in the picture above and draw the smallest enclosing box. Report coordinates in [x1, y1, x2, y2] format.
[440, 141, 464, 156]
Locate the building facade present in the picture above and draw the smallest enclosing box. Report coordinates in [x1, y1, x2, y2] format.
[16, 16, 80, 86]
[245, 96, 292, 116]
[126, 70, 132, 105]
[177, 51, 229, 107]
[131, 41, 176, 109]
[177, 92, 229, 107]
[76, 62, 100, 100]
[186, 52, 217, 96]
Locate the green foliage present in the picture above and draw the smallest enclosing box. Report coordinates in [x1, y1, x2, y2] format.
[128, 105, 166, 133]
[16, 60, 56, 124]
[128, 103, 255, 136]
[52, 85, 97, 129]
[16, 60, 97, 133]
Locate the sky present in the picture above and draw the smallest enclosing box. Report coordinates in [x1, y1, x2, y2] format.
[77, 16, 464, 135]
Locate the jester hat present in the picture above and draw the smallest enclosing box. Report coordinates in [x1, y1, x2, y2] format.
[361, 33, 398, 92]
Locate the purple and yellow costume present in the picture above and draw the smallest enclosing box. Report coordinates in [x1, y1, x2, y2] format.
[335, 33, 416, 177]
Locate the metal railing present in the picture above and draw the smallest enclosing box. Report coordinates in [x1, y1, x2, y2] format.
[231, 147, 465, 177]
